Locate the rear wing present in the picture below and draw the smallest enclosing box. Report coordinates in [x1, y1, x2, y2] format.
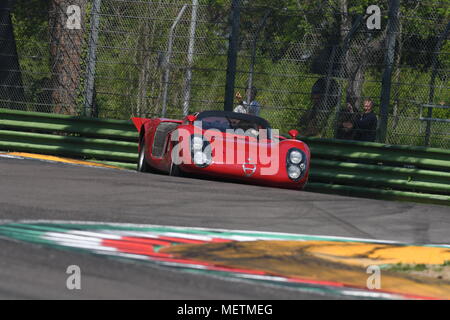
[131, 117, 149, 132]
[131, 117, 183, 133]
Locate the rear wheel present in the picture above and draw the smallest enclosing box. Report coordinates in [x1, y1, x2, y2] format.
[137, 142, 152, 173]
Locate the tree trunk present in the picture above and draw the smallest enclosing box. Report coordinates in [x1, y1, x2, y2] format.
[346, 53, 366, 110]
[49, 0, 87, 115]
[392, 20, 403, 130]
[339, 0, 351, 41]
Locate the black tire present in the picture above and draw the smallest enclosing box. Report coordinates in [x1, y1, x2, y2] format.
[137, 142, 152, 173]
[169, 161, 184, 177]
[169, 142, 184, 177]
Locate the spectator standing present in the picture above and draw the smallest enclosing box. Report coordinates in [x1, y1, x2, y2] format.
[234, 86, 261, 116]
[348, 99, 378, 142]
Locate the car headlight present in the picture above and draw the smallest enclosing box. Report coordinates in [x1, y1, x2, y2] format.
[193, 151, 210, 166]
[192, 136, 204, 151]
[191, 135, 212, 167]
[286, 148, 307, 181]
[289, 150, 302, 164]
[287, 165, 301, 180]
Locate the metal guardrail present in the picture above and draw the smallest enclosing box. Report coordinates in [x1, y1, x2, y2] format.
[419, 104, 450, 147]
[420, 104, 450, 124]
[0, 108, 138, 162]
[0, 108, 449, 206]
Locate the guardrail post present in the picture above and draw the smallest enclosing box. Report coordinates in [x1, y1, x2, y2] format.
[378, 0, 400, 143]
[224, 0, 241, 112]
[161, 4, 188, 118]
[246, 10, 270, 104]
[182, 0, 199, 117]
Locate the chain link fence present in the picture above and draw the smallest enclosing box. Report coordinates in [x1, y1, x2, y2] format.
[236, 1, 449, 148]
[92, 0, 231, 119]
[1, 0, 449, 148]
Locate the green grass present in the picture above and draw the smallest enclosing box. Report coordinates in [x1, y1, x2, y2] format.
[383, 263, 428, 273]
[382, 261, 450, 274]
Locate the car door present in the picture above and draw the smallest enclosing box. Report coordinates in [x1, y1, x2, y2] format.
[148, 121, 180, 172]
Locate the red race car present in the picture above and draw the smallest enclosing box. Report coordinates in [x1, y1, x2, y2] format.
[132, 111, 310, 190]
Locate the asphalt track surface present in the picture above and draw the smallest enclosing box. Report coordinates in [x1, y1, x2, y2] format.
[0, 157, 449, 299]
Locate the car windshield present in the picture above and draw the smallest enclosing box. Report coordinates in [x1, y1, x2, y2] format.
[200, 116, 264, 132]
[193, 111, 272, 139]
[196, 111, 270, 131]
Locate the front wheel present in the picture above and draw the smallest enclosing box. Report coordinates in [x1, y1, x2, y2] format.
[169, 162, 184, 177]
[169, 152, 185, 177]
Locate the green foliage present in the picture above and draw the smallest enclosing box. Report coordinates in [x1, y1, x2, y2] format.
[8, 0, 450, 148]
[11, 0, 51, 111]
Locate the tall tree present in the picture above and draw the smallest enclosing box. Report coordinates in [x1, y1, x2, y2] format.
[0, 0, 25, 109]
[48, 0, 87, 114]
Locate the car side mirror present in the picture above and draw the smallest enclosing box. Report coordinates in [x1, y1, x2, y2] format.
[288, 129, 299, 139]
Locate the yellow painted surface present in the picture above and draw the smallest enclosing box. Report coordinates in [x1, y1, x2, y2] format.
[164, 240, 450, 299]
[1, 152, 120, 169]
[302, 241, 450, 266]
